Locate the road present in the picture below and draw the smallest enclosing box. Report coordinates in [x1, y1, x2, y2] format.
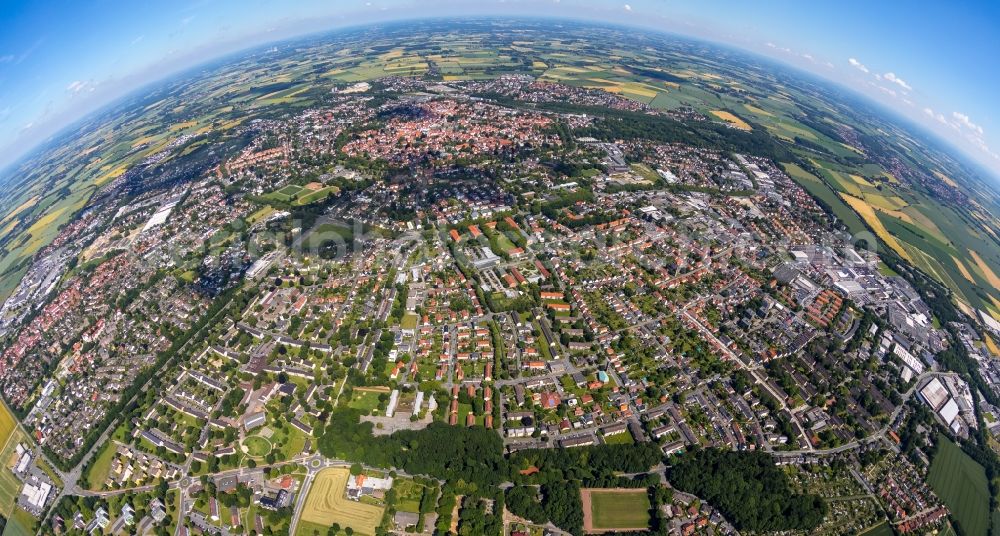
[679, 308, 814, 450]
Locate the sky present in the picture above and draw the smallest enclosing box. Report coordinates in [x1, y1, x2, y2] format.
[0, 0, 998, 177]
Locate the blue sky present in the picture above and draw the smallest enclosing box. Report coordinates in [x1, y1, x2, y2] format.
[0, 0, 998, 176]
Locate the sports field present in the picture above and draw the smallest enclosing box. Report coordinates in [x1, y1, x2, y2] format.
[299, 468, 383, 536]
[581, 488, 650, 533]
[927, 434, 990, 536]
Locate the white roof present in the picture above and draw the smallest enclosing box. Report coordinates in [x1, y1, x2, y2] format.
[939, 398, 960, 424]
[920, 378, 949, 410]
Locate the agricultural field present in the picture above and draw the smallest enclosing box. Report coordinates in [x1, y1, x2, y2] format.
[581, 488, 651, 533]
[783, 155, 1000, 313]
[0, 402, 29, 525]
[2, 507, 37, 536]
[927, 434, 991, 536]
[709, 110, 751, 130]
[298, 468, 383, 536]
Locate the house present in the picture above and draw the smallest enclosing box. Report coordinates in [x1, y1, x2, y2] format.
[259, 489, 288, 510]
[539, 391, 561, 409]
[394, 511, 420, 530]
[150, 498, 167, 523]
[346, 473, 393, 501]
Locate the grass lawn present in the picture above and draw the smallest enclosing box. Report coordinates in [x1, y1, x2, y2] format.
[393, 478, 425, 513]
[629, 163, 661, 182]
[927, 433, 990, 536]
[35, 457, 63, 488]
[877, 261, 899, 276]
[270, 425, 309, 461]
[84, 441, 117, 490]
[587, 489, 650, 530]
[0, 402, 25, 517]
[244, 436, 272, 457]
[602, 432, 634, 445]
[400, 313, 419, 330]
[496, 233, 518, 254]
[347, 389, 386, 414]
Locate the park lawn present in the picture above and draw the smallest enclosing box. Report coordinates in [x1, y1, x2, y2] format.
[84, 441, 117, 490]
[927, 433, 990, 536]
[589, 489, 651, 530]
[244, 436, 272, 457]
[271, 425, 309, 461]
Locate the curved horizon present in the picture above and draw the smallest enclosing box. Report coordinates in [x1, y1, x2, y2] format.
[0, 2, 998, 181]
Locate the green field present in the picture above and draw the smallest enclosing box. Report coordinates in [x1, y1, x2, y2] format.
[83, 440, 117, 490]
[243, 436, 272, 457]
[602, 431, 635, 445]
[400, 313, 419, 330]
[392, 478, 426, 513]
[927, 434, 990, 536]
[858, 521, 894, 536]
[298, 468, 383, 536]
[2, 507, 37, 536]
[347, 389, 388, 414]
[585, 489, 651, 530]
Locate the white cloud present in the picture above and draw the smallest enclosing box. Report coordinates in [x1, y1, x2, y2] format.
[882, 72, 911, 91]
[848, 58, 869, 73]
[876, 86, 897, 98]
[66, 80, 96, 95]
[924, 108, 997, 161]
[0, 54, 13, 63]
[623, 4, 632, 11]
[923, 107, 949, 126]
[952, 112, 984, 135]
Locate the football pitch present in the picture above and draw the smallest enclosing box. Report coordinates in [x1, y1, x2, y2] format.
[581, 488, 650, 533]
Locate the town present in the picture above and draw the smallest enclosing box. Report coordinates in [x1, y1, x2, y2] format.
[0, 71, 996, 536]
